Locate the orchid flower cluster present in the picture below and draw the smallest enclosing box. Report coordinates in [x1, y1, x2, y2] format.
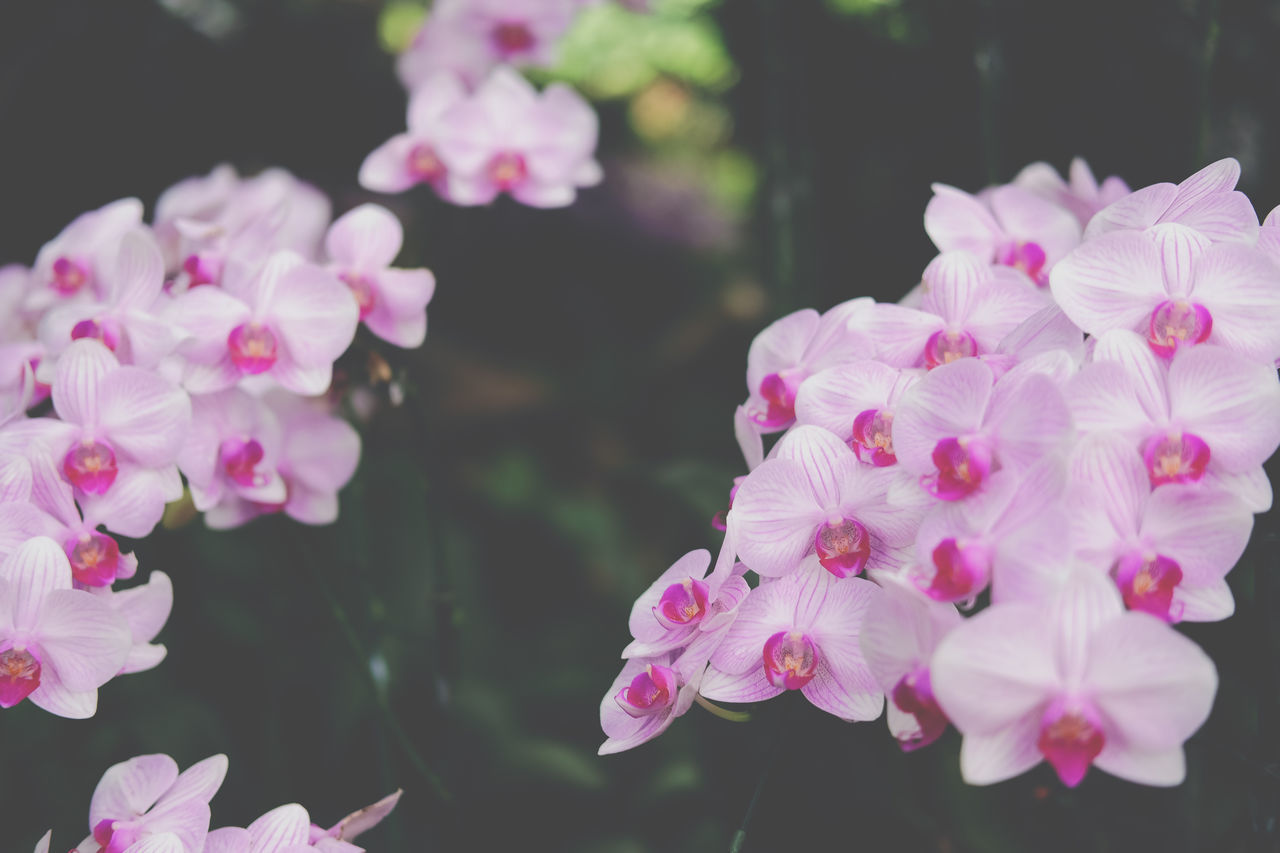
[28, 752, 399, 853]
[0, 165, 436, 718]
[600, 157, 1280, 790]
[360, 0, 619, 207]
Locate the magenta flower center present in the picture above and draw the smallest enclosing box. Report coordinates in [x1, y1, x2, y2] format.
[814, 516, 871, 578]
[66, 531, 123, 587]
[220, 437, 267, 488]
[851, 408, 896, 466]
[0, 647, 41, 708]
[70, 318, 119, 351]
[920, 537, 991, 602]
[928, 436, 993, 500]
[1141, 430, 1210, 487]
[183, 253, 221, 288]
[339, 271, 378, 319]
[890, 666, 949, 751]
[1037, 701, 1106, 788]
[228, 322, 279, 374]
[997, 240, 1048, 284]
[51, 256, 90, 295]
[1147, 300, 1212, 358]
[763, 630, 818, 690]
[754, 369, 803, 428]
[94, 819, 142, 853]
[488, 152, 529, 189]
[408, 143, 446, 183]
[654, 577, 710, 629]
[924, 328, 978, 369]
[492, 21, 536, 55]
[63, 438, 119, 495]
[1114, 552, 1183, 621]
[615, 664, 678, 718]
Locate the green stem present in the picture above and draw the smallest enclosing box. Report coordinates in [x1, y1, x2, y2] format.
[1195, 0, 1221, 166]
[695, 694, 752, 723]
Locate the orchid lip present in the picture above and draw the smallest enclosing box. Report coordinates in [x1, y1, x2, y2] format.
[1147, 300, 1212, 358]
[763, 630, 818, 690]
[339, 271, 378, 319]
[814, 516, 871, 578]
[753, 369, 804, 428]
[488, 151, 529, 190]
[1141, 430, 1210, 487]
[220, 437, 267, 488]
[924, 328, 978, 369]
[615, 664, 678, 718]
[407, 143, 446, 184]
[851, 408, 896, 466]
[653, 577, 711, 629]
[492, 20, 536, 55]
[66, 531, 123, 587]
[228, 322, 279, 374]
[927, 436, 994, 500]
[890, 666, 949, 751]
[0, 647, 41, 708]
[1114, 551, 1184, 622]
[997, 239, 1048, 284]
[1037, 698, 1106, 788]
[918, 537, 991, 602]
[63, 438, 119, 495]
[71, 318, 120, 351]
[51, 256, 90, 295]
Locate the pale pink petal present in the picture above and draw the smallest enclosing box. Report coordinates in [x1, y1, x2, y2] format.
[1174, 579, 1235, 622]
[35, 589, 130, 690]
[326, 204, 404, 270]
[733, 405, 764, 471]
[26, 665, 97, 718]
[891, 358, 994, 475]
[0, 454, 32, 504]
[707, 580, 794, 675]
[327, 789, 403, 841]
[794, 361, 905, 439]
[986, 373, 1073, 470]
[1174, 192, 1259, 244]
[1069, 432, 1146, 542]
[1084, 613, 1217, 749]
[140, 800, 212, 853]
[3, 537, 71, 631]
[152, 754, 228, 818]
[1065, 361, 1158, 440]
[53, 339, 119, 426]
[930, 602, 1057, 733]
[727, 459, 825, 577]
[96, 368, 190, 467]
[924, 184, 1002, 258]
[249, 804, 312, 853]
[745, 309, 820, 393]
[112, 571, 174, 645]
[358, 135, 420, 194]
[166, 287, 252, 364]
[862, 304, 943, 368]
[1093, 745, 1186, 787]
[919, 252, 983, 322]
[364, 268, 435, 349]
[697, 665, 783, 705]
[109, 229, 166, 309]
[204, 827, 252, 853]
[958, 712, 1045, 785]
[1142, 486, 1252, 586]
[801, 656, 882, 721]
[1090, 329, 1170, 421]
[988, 184, 1082, 262]
[1191, 244, 1280, 364]
[129, 834, 188, 853]
[269, 264, 360, 369]
[89, 754, 180, 827]
[32, 831, 51, 853]
[80, 467, 171, 539]
[995, 304, 1085, 363]
[963, 280, 1050, 351]
[1084, 183, 1179, 239]
[1048, 231, 1167, 335]
[408, 72, 469, 131]
[284, 484, 340, 526]
[1169, 345, 1280, 472]
[282, 414, 360, 494]
[267, 357, 334, 397]
[861, 577, 962, 689]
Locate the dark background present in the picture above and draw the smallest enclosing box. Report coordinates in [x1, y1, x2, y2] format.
[1, 0, 1279, 850]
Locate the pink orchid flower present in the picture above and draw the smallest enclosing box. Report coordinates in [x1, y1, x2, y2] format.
[444, 0, 577, 69]
[599, 650, 703, 755]
[44, 339, 190, 536]
[728, 425, 921, 578]
[1069, 432, 1252, 622]
[931, 570, 1217, 787]
[80, 754, 226, 853]
[621, 546, 750, 660]
[30, 198, 144, 306]
[97, 570, 173, 675]
[206, 790, 401, 852]
[700, 558, 883, 721]
[176, 388, 286, 514]
[0, 536, 131, 717]
[165, 251, 358, 395]
[324, 204, 436, 348]
[794, 361, 922, 467]
[1051, 224, 1280, 364]
[860, 574, 963, 750]
[434, 66, 602, 208]
[1013, 157, 1130, 229]
[864, 252, 1047, 368]
[1067, 330, 1280, 511]
[360, 73, 469, 197]
[891, 358, 1074, 502]
[1084, 157, 1259, 244]
[924, 183, 1082, 286]
[38, 228, 180, 368]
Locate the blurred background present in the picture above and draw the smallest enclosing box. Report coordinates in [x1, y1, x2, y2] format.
[2, 0, 1280, 850]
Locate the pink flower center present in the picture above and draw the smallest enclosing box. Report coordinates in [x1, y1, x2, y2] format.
[851, 408, 896, 466]
[1141, 430, 1210, 487]
[339, 271, 378, 319]
[488, 152, 529, 189]
[51, 256, 90, 295]
[615, 664, 678, 718]
[1037, 700, 1105, 788]
[63, 438, 119, 495]
[814, 516, 871, 578]
[997, 240, 1048, 285]
[654, 577, 711, 629]
[1114, 552, 1183, 621]
[919, 537, 991, 602]
[924, 329, 978, 369]
[1147, 300, 1212, 358]
[408, 143, 446, 184]
[221, 437, 266, 487]
[183, 253, 222, 288]
[753, 369, 803, 428]
[763, 630, 818, 690]
[66, 531, 123, 587]
[70, 318, 119, 351]
[492, 21, 536, 55]
[0, 647, 41, 708]
[928, 436, 993, 500]
[890, 666, 949, 751]
[94, 819, 141, 853]
[228, 323, 279, 374]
